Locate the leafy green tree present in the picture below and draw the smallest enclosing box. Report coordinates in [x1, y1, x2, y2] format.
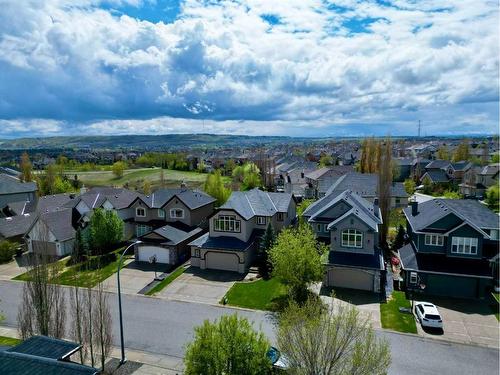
[142, 180, 152, 195]
[0, 240, 18, 263]
[296, 199, 314, 224]
[258, 223, 275, 279]
[422, 175, 433, 195]
[233, 163, 262, 190]
[204, 169, 231, 206]
[485, 185, 499, 212]
[112, 161, 127, 178]
[19, 152, 33, 182]
[184, 314, 271, 375]
[403, 178, 416, 195]
[89, 209, 123, 254]
[436, 146, 450, 160]
[242, 170, 261, 190]
[319, 154, 334, 167]
[53, 176, 74, 194]
[452, 139, 470, 162]
[277, 297, 391, 375]
[492, 153, 500, 163]
[270, 224, 327, 302]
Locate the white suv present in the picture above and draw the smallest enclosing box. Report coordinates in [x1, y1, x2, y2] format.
[415, 302, 443, 329]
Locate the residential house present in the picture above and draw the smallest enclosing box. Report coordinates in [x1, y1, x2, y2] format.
[189, 188, 296, 273]
[0, 173, 37, 214]
[399, 199, 499, 299]
[420, 160, 472, 186]
[0, 335, 98, 374]
[304, 166, 354, 199]
[303, 190, 384, 292]
[128, 188, 216, 265]
[459, 164, 499, 198]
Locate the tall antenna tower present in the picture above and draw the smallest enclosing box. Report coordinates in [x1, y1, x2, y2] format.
[418, 120, 421, 138]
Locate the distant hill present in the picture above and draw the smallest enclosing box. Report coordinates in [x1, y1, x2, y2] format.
[0, 134, 317, 150]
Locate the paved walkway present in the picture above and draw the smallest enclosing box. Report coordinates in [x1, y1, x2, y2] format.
[0, 255, 31, 281]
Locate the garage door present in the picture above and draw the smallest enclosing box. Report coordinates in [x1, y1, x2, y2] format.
[425, 274, 478, 299]
[205, 251, 239, 272]
[138, 246, 169, 264]
[328, 268, 374, 291]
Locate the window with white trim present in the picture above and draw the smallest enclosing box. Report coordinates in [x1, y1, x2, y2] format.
[424, 234, 444, 246]
[136, 224, 151, 237]
[170, 208, 184, 219]
[409, 272, 418, 284]
[256, 216, 266, 225]
[136, 207, 146, 217]
[451, 237, 478, 255]
[158, 209, 165, 218]
[214, 215, 241, 232]
[341, 229, 363, 248]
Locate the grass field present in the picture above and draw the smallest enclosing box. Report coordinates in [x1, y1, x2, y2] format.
[380, 291, 418, 334]
[223, 277, 288, 311]
[0, 336, 21, 346]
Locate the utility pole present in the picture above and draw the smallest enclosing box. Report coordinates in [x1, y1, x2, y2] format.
[418, 120, 421, 138]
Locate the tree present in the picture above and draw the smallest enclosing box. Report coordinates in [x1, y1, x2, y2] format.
[112, 161, 126, 178]
[17, 234, 66, 340]
[422, 175, 433, 195]
[89, 208, 123, 254]
[143, 180, 152, 195]
[44, 164, 57, 195]
[392, 225, 406, 250]
[485, 185, 499, 212]
[204, 170, 231, 206]
[452, 139, 470, 162]
[319, 154, 334, 167]
[69, 279, 86, 365]
[436, 145, 450, 160]
[277, 297, 391, 375]
[93, 281, 113, 371]
[69, 228, 86, 265]
[184, 314, 271, 375]
[492, 153, 500, 163]
[233, 162, 262, 190]
[159, 168, 165, 187]
[296, 199, 314, 224]
[403, 178, 416, 195]
[19, 152, 33, 182]
[258, 223, 275, 279]
[242, 170, 262, 190]
[378, 138, 393, 247]
[270, 224, 327, 302]
[0, 240, 17, 263]
[53, 176, 74, 194]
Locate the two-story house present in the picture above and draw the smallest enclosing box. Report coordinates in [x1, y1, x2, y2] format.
[129, 188, 216, 265]
[459, 164, 499, 198]
[303, 190, 384, 292]
[0, 173, 37, 215]
[399, 199, 499, 299]
[189, 188, 296, 273]
[420, 160, 472, 186]
[304, 166, 354, 199]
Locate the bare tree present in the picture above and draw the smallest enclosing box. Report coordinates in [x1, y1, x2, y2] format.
[93, 281, 113, 371]
[17, 225, 66, 339]
[277, 297, 391, 375]
[69, 276, 86, 364]
[378, 138, 393, 247]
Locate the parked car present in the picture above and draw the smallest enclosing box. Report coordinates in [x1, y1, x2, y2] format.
[415, 302, 443, 329]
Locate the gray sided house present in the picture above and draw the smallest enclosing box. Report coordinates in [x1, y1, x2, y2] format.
[400, 199, 499, 299]
[0, 173, 37, 214]
[304, 166, 354, 199]
[303, 190, 384, 292]
[128, 188, 216, 265]
[190, 188, 296, 274]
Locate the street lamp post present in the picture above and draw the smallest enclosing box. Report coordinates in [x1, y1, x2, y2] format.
[117, 240, 141, 365]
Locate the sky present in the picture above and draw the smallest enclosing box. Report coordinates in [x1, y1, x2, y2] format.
[0, 0, 498, 138]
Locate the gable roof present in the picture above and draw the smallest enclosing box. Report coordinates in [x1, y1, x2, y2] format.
[425, 160, 451, 170]
[0, 214, 36, 239]
[0, 174, 37, 196]
[37, 208, 76, 241]
[219, 188, 292, 220]
[324, 172, 407, 198]
[421, 170, 449, 183]
[134, 188, 215, 210]
[74, 187, 139, 210]
[404, 199, 500, 234]
[480, 164, 500, 176]
[7, 336, 80, 361]
[142, 224, 203, 246]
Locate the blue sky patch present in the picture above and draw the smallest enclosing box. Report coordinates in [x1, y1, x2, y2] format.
[342, 17, 386, 34]
[101, 0, 181, 24]
[261, 14, 282, 26]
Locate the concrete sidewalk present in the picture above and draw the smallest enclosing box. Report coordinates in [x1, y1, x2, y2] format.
[0, 325, 184, 374]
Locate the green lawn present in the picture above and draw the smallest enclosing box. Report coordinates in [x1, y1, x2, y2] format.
[223, 277, 288, 311]
[145, 265, 186, 296]
[0, 336, 21, 346]
[492, 292, 500, 321]
[13, 248, 131, 288]
[380, 291, 418, 334]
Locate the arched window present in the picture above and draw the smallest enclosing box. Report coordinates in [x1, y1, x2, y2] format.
[341, 229, 363, 248]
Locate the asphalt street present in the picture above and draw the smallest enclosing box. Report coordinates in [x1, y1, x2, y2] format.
[0, 280, 498, 374]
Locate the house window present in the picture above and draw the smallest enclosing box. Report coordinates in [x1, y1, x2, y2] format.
[424, 234, 444, 247]
[317, 224, 322, 232]
[409, 272, 418, 284]
[136, 224, 151, 237]
[277, 212, 284, 222]
[256, 216, 266, 225]
[158, 209, 165, 218]
[170, 208, 184, 219]
[395, 198, 401, 205]
[451, 237, 478, 255]
[136, 207, 146, 217]
[214, 215, 241, 232]
[341, 229, 363, 248]
[194, 249, 200, 257]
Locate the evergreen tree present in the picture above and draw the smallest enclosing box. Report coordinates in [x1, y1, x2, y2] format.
[258, 223, 275, 279]
[392, 225, 406, 250]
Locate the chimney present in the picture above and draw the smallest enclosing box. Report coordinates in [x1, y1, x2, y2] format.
[301, 170, 304, 179]
[373, 198, 379, 218]
[410, 200, 418, 216]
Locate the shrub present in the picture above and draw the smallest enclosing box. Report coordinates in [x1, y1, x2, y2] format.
[0, 241, 17, 263]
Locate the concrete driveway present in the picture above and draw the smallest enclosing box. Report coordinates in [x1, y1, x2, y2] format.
[414, 297, 499, 349]
[103, 260, 173, 295]
[0, 254, 31, 280]
[157, 266, 244, 305]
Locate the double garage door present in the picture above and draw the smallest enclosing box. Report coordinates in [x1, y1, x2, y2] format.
[138, 246, 170, 264]
[424, 274, 479, 299]
[205, 251, 240, 272]
[327, 267, 376, 292]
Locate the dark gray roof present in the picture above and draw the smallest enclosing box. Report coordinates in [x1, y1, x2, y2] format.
[451, 161, 471, 171]
[421, 170, 449, 183]
[188, 232, 259, 251]
[0, 214, 36, 239]
[398, 243, 419, 270]
[395, 158, 413, 166]
[37, 194, 76, 213]
[480, 164, 500, 176]
[7, 336, 80, 360]
[404, 199, 500, 233]
[144, 224, 203, 246]
[220, 188, 292, 220]
[0, 174, 37, 195]
[324, 172, 407, 198]
[38, 208, 76, 241]
[326, 248, 383, 270]
[138, 188, 215, 210]
[425, 159, 451, 170]
[77, 187, 139, 210]
[304, 166, 353, 181]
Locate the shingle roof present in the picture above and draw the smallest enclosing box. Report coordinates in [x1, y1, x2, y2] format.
[425, 159, 451, 170]
[0, 174, 37, 195]
[38, 208, 76, 241]
[404, 199, 500, 233]
[145, 224, 203, 245]
[326, 247, 384, 270]
[451, 161, 471, 171]
[137, 188, 215, 210]
[480, 164, 500, 176]
[421, 170, 449, 183]
[188, 231, 260, 251]
[220, 188, 292, 220]
[37, 194, 76, 213]
[77, 187, 140, 210]
[0, 214, 36, 239]
[324, 172, 407, 198]
[7, 336, 80, 360]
